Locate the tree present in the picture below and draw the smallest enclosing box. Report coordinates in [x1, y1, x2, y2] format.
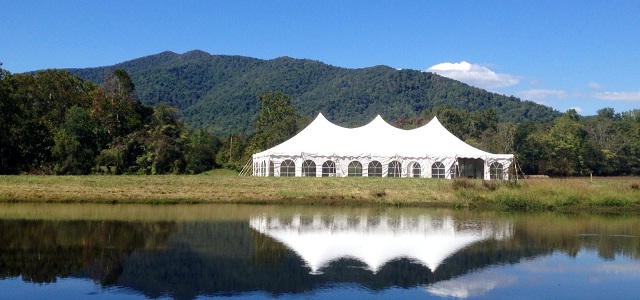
[215, 134, 251, 171]
[148, 105, 186, 174]
[617, 110, 640, 174]
[430, 106, 470, 140]
[249, 92, 300, 153]
[512, 120, 550, 175]
[31, 70, 95, 131]
[185, 129, 221, 174]
[0, 69, 20, 173]
[92, 69, 146, 142]
[545, 109, 589, 176]
[51, 106, 101, 174]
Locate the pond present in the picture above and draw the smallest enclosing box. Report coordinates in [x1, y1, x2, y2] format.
[1, 204, 639, 299]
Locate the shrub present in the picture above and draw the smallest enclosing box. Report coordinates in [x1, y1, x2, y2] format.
[494, 193, 548, 211]
[452, 178, 476, 190]
[482, 180, 498, 191]
[591, 197, 628, 207]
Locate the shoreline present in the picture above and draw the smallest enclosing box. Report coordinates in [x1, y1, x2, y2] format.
[0, 175, 639, 213]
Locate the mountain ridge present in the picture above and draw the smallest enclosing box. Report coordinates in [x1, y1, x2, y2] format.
[61, 50, 560, 135]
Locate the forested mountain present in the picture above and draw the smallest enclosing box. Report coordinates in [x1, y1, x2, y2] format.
[6, 51, 639, 176]
[65, 50, 560, 135]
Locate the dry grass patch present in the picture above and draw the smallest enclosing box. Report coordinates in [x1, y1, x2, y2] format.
[1, 175, 639, 212]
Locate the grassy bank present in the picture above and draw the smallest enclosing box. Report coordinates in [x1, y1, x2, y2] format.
[0, 172, 639, 212]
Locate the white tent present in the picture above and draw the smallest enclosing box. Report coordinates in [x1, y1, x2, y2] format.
[249, 214, 512, 274]
[252, 113, 514, 179]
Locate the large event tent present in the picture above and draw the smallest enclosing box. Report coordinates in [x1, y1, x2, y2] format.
[249, 213, 512, 274]
[252, 113, 514, 179]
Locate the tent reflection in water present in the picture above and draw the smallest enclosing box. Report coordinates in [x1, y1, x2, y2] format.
[251, 113, 514, 179]
[250, 214, 513, 274]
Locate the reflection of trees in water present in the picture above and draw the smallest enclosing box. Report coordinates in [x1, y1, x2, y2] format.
[0, 220, 176, 285]
[509, 214, 640, 261]
[1, 214, 639, 299]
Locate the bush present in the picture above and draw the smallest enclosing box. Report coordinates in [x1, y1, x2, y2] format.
[495, 193, 547, 211]
[591, 197, 628, 207]
[482, 180, 498, 191]
[452, 178, 476, 190]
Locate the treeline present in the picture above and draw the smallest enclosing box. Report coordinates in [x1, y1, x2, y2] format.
[2, 67, 640, 176]
[0, 68, 221, 175]
[394, 106, 640, 176]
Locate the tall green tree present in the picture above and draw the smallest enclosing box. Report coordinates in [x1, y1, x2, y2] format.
[51, 106, 101, 174]
[0, 68, 20, 173]
[1, 70, 96, 174]
[249, 92, 300, 153]
[92, 69, 148, 142]
[148, 105, 186, 174]
[545, 109, 590, 176]
[185, 129, 221, 174]
[617, 109, 640, 174]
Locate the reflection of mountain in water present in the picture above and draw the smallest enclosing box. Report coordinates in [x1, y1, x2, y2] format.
[249, 214, 513, 274]
[5, 211, 639, 300]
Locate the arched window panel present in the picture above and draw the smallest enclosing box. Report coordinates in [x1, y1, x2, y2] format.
[411, 162, 421, 178]
[322, 161, 336, 177]
[431, 162, 446, 178]
[368, 161, 382, 177]
[280, 159, 295, 177]
[260, 161, 266, 177]
[302, 160, 316, 177]
[348, 161, 362, 177]
[269, 161, 275, 177]
[388, 161, 402, 178]
[490, 162, 504, 180]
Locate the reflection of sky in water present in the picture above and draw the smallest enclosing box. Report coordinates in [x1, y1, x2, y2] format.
[426, 271, 518, 299]
[0, 276, 162, 300]
[424, 250, 640, 299]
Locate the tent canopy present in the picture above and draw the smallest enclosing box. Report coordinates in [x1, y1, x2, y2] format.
[252, 113, 514, 179]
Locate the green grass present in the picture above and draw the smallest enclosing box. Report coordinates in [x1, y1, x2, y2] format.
[0, 174, 639, 213]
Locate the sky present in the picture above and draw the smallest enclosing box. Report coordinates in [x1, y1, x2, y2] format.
[2, 1, 638, 116]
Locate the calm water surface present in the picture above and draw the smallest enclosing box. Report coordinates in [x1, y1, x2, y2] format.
[0, 204, 639, 299]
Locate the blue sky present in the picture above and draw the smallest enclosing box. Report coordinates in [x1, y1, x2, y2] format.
[2, 1, 638, 116]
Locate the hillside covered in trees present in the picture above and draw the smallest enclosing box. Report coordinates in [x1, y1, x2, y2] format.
[3, 51, 640, 176]
[65, 50, 560, 135]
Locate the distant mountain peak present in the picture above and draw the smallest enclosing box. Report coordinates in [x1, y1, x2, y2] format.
[66, 50, 560, 135]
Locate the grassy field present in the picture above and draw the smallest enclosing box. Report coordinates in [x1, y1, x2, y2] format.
[0, 171, 639, 212]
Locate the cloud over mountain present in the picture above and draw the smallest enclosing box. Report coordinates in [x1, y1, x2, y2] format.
[426, 61, 519, 90]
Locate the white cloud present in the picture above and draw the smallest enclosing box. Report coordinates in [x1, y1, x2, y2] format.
[426, 61, 520, 89]
[592, 91, 640, 102]
[588, 82, 602, 90]
[516, 89, 568, 101]
[568, 106, 583, 113]
[425, 271, 517, 298]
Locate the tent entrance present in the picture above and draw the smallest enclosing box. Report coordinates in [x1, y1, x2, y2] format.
[457, 158, 484, 179]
